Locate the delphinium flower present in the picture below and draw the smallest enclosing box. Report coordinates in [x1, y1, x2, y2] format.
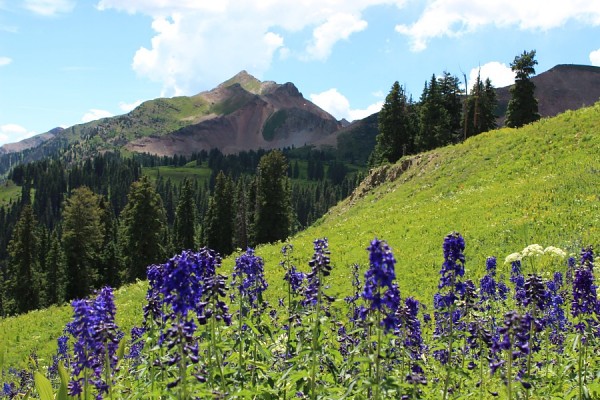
[65, 286, 122, 399]
[545, 272, 568, 353]
[571, 246, 597, 324]
[2, 382, 17, 399]
[433, 232, 466, 400]
[304, 238, 333, 400]
[280, 244, 305, 367]
[566, 256, 576, 284]
[361, 238, 401, 332]
[233, 248, 268, 310]
[125, 326, 146, 366]
[571, 246, 597, 400]
[232, 248, 268, 390]
[480, 256, 510, 307]
[303, 238, 333, 307]
[48, 335, 70, 377]
[490, 310, 531, 399]
[360, 238, 401, 399]
[509, 260, 526, 306]
[395, 296, 426, 388]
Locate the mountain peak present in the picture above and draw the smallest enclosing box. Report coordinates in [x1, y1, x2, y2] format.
[219, 70, 263, 94]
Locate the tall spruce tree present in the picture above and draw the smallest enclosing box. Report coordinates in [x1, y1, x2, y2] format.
[233, 177, 250, 250]
[253, 150, 292, 245]
[505, 50, 540, 128]
[120, 176, 167, 281]
[62, 186, 104, 300]
[45, 231, 66, 306]
[5, 205, 41, 314]
[370, 81, 415, 165]
[464, 72, 498, 137]
[203, 171, 234, 255]
[416, 74, 451, 151]
[173, 178, 197, 251]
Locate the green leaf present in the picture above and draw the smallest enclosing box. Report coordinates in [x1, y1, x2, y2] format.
[57, 362, 71, 400]
[34, 371, 55, 400]
[117, 338, 126, 363]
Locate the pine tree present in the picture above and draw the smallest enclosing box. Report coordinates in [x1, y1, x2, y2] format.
[5, 205, 41, 314]
[233, 177, 250, 250]
[505, 50, 540, 128]
[173, 178, 197, 251]
[464, 72, 498, 137]
[370, 82, 415, 165]
[45, 231, 66, 306]
[416, 75, 451, 151]
[253, 150, 292, 245]
[62, 186, 104, 300]
[203, 171, 234, 255]
[120, 176, 167, 282]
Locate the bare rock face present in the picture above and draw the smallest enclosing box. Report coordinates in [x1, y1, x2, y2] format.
[126, 73, 341, 156]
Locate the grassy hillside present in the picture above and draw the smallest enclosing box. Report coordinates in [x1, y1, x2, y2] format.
[1, 102, 599, 370]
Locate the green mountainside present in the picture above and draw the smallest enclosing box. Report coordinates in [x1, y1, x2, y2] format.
[1, 102, 599, 368]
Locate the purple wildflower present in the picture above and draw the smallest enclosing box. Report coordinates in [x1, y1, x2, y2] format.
[361, 238, 401, 332]
[303, 238, 333, 307]
[233, 248, 268, 308]
[65, 287, 122, 398]
[571, 247, 597, 319]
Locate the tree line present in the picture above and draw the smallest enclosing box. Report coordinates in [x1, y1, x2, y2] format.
[371, 50, 540, 165]
[0, 149, 362, 316]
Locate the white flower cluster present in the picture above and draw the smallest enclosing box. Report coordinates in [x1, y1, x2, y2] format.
[504, 244, 567, 264]
[543, 246, 567, 258]
[521, 244, 545, 258]
[505, 252, 522, 264]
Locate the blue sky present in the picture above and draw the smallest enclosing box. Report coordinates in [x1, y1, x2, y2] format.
[1, 0, 599, 146]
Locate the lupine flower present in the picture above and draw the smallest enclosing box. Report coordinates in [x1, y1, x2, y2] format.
[233, 248, 268, 309]
[361, 238, 401, 332]
[65, 287, 122, 398]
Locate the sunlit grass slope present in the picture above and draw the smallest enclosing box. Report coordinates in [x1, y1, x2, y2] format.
[1, 103, 599, 369]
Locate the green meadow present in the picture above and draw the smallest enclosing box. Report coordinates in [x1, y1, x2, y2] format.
[1, 102, 599, 373]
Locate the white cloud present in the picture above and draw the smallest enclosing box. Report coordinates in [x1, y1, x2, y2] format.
[81, 109, 113, 123]
[590, 48, 600, 66]
[396, 0, 600, 51]
[0, 124, 37, 146]
[0, 56, 12, 66]
[468, 61, 516, 89]
[305, 13, 368, 60]
[96, 0, 408, 96]
[310, 88, 383, 121]
[119, 100, 143, 112]
[24, 0, 75, 16]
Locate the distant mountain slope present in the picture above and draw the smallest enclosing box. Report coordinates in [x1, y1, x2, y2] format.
[126, 75, 340, 155]
[0, 71, 340, 163]
[0, 127, 63, 155]
[496, 64, 600, 124]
